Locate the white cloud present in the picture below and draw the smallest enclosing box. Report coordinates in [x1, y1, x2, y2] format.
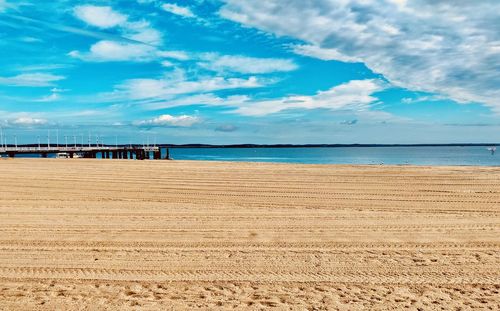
[220, 0, 500, 111]
[0, 73, 65, 87]
[232, 79, 385, 116]
[401, 95, 445, 104]
[143, 93, 250, 110]
[291, 44, 360, 63]
[74, 5, 127, 29]
[162, 3, 196, 18]
[136, 114, 200, 127]
[157, 50, 190, 61]
[35, 93, 60, 102]
[142, 79, 385, 116]
[12, 117, 47, 126]
[160, 60, 174, 67]
[123, 20, 162, 45]
[200, 54, 298, 74]
[69, 41, 156, 62]
[114, 74, 263, 101]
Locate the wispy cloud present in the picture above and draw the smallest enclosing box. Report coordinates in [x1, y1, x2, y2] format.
[7, 14, 147, 46]
[0, 73, 65, 87]
[142, 93, 249, 111]
[220, 0, 500, 111]
[141, 79, 385, 116]
[199, 54, 298, 74]
[158, 50, 190, 61]
[35, 88, 67, 102]
[18, 36, 43, 43]
[69, 44, 190, 63]
[72, 5, 162, 46]
[17, 64, 73, 72]
[401, 95, 446, 104]
[99, 68, 265, 103]
[291, 44, 360, 63]
[215, 124, 238, 132]
[114, 75, 263, 101]
[232, 79, 385, 116]
[162, 3, 196, 18]
[35, 93, 60, 102]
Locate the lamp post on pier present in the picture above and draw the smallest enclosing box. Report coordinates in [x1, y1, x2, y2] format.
[0, 127, 3, 149]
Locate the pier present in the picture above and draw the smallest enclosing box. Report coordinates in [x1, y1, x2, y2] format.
[0, 145, 168, 160]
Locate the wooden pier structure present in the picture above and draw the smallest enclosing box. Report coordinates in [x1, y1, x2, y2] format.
[0, 146, 168, 160]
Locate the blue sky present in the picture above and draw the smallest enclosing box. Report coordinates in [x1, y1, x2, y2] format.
[0, 0, 499, 144]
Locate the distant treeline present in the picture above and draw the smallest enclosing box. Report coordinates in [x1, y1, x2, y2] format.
[159, 143, 498, 148]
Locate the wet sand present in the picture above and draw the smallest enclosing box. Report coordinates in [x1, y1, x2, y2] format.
[0, 158, 498, 309]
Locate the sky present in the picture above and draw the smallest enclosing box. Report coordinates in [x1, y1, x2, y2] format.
[0, 0, 499, 144]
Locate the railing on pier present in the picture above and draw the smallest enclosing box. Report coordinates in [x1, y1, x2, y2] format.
[0, 146, 159, 153]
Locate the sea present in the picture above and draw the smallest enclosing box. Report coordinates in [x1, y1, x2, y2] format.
[166, 146, 499, 166]
[6, 146, 500, 166]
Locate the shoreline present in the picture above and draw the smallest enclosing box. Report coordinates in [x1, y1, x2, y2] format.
[2, 157, 500, 168]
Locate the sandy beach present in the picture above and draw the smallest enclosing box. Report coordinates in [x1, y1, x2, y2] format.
[0, 158, 498, 310]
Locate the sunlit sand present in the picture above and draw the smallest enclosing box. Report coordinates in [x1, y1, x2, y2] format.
[0, 159, 498, 309]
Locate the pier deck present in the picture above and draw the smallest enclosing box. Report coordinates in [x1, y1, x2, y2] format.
[0, 146, 165, 160]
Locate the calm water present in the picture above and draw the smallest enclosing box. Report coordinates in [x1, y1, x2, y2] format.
[166, 147, 500, 166]
[7, 146, 500, 166]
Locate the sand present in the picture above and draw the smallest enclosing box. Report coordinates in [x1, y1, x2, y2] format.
[0, 158, 498, 310]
